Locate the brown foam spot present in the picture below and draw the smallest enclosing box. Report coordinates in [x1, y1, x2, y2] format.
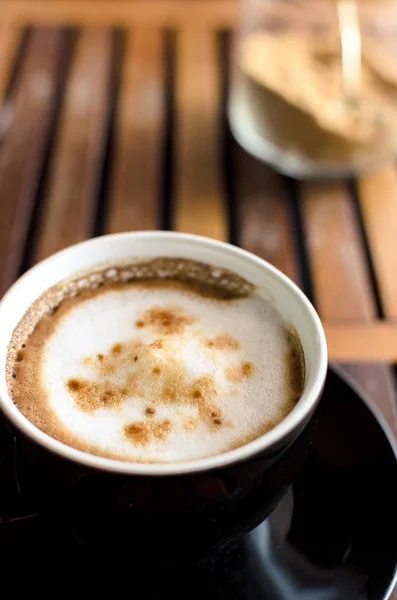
[149, 339, 164, 351]
[182, 414, 199, 431]
[66, 377, 128, 412]
[137, 306, 196, 335]
[70, 337, 225, 429]
[84, 339, 144, 375]
[225, 361, 254, 382]
[67, 378, 82, 392]
[123, 418, 171, 446]
[145, 406, 156, 416]
[189, 374, 222, 430]
[205, 334, 239, 351]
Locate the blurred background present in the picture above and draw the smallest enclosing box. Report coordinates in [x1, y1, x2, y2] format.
[0, 0, 396, 436]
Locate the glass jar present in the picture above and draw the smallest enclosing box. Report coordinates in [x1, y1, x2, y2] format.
[228, 0, 397, 178]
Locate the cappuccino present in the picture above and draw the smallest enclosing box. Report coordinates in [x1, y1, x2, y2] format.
[7, 258, 304, 463]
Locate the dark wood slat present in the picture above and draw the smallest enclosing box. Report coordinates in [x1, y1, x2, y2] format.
[106, 28, 165, 233]
[174, 28, 227, 241]
[31, 29, 113, 263]
[0, 29, 63, 296]
[301, 181, 397, 434]
[0, 23, 22, 103]
[234, 144, 299, 284]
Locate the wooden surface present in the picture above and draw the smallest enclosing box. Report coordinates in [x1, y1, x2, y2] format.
[0, 5, 396, 595]
[0, 3, 396, 428]
[0, 7, 396, 443]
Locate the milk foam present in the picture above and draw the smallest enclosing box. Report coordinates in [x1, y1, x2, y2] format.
[31, 285, 300, 462]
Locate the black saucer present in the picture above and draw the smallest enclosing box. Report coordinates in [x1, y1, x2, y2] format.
[1, 367, 396, 598]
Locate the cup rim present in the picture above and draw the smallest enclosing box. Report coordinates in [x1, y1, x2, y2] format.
[0, 231, 328, 475]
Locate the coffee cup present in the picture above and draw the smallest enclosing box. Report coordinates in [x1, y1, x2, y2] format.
[0, 232, 327, 559]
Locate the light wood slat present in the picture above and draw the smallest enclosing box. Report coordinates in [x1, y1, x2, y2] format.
[358, 164, 397, 319]
[3, 1, 237, 28]
[302, 182, 396, 433]
[302, 182, 375, 321]
[235, 144, 299, 284]
[0, 29, 63, 297]
[324, 323, 397, 362]
[0, 24, 21, 103]
[106, 29, 165, 233]
[32, 30, 113, 263]
[174, 29, 227, 241]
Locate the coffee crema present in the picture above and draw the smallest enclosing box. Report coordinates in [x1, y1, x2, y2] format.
[7, 258, 305, 463]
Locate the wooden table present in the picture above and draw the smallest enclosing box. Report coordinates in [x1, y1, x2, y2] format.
[0, 3, 397, 596]
[1, 4, 396, 448]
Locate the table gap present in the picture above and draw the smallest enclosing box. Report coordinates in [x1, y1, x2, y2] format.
[18, 27, 75, 276]
[349, 179, 385, 320]
[91, 28, 123, 238]
[160, 29, 176, 232]
[218, 29, 236, 246]
[284, 177, 316, 303]
[1, 27, 30, 106]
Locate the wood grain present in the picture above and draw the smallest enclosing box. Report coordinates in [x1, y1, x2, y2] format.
[0, 23, 22, 103]
[301, 181, 375, 321]
[32, 29, 113, 263]
[0, 29, 62, 297]
[106, 29, 165, 233]
[301, 181, 397, 433]
[234, 144, 299, 284]
[358, 164, 397, 319]
[325, 323, 397, 362]
[3, 1, 237, 28]
[174, 28, 227, 241]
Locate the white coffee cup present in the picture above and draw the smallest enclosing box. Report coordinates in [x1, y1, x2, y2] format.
[0, 231, 327, 476]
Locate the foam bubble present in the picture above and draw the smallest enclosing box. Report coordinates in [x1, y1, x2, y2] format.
[9, 279, 304, 463]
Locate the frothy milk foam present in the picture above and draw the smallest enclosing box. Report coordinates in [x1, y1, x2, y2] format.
[7, 258, 304, 463]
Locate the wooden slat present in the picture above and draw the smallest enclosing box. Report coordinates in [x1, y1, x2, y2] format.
[0, 29, 63, 297]
[325, 323, 397, 362]
[234, 144, 299, 284]
[32, 30, 113, 263]
[0, 23, 21, 103]
[302, 181, 396, 433]
[106, 29, 165, 233]
[302, 182, 375, 321]
[174, 28, 227, 241]
[358, 164, 397, 319]
[3, 1, 237, 28]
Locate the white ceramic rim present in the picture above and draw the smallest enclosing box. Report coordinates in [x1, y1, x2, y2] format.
[0, 232, 328, 476]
